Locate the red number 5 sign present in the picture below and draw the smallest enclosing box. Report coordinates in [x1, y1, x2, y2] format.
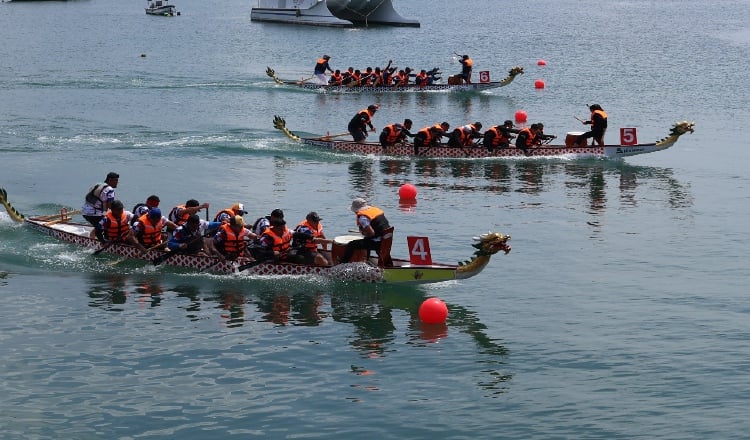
[620, 127, 638, 145]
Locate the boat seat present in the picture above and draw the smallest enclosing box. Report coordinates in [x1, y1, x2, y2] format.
[368, 226, 394, 268]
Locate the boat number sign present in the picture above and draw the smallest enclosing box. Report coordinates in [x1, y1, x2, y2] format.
[407, 236, 432, 265]
[620, 127, 638, 145]
[479, 71, 490, 83]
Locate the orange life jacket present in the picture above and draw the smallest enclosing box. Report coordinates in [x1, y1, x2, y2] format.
[104, 210, 131, 241]
[168, 204, 190, 226]
[262, 226, 292, 259]
[355, 206, 389, 236]
[456, 124, 479, 146]
[136, 213, 165, 246]
[591, 109, 608, 127]
[383, 124, 405, 144]
[395, 71, 408, 85]
[213, 208, 234, 222]
[330, 72, 343, 85]
[295, 219, 323, 251]
[485, 126, 510, 147]
[518, 127, 536, 147]
[217, 223, 251, 256]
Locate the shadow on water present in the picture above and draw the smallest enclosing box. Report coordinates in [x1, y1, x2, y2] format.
[84, 272, 512, 395]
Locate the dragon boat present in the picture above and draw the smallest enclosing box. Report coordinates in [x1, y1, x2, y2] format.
[0, 188, 511, 284]
[272, 116, 695, 159]
[265, 66, 524, 93]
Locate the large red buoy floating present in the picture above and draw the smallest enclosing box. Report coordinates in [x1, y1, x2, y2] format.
[515, 110, 528, 123]
[537, 59, 547, 66]
[419, 297, 448, 324]
[398, 183, 418, 200]
[534, 79, 546, 89]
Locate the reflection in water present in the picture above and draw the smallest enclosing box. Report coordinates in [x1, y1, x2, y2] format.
[82, 274, 511, 395]
[344, 158, 692, 220]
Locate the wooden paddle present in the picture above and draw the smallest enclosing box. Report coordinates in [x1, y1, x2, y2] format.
[296, 75, 315, 84]
[152, 235, 204, 266]
[108, 241, 167, 266]
[322, 132, 350, 140]
[199, 258, 226, 273]
[574, 115, 587, 124]
[92, 240, 117, 256]
[237, 259, 265, 272]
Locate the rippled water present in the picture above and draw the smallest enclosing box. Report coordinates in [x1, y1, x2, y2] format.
[1, 0, 750, 438]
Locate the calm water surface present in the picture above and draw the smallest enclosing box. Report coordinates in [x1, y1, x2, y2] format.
[1, 0, 749, 438]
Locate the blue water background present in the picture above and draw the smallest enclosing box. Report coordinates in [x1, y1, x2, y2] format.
[1, 0, 750, 438]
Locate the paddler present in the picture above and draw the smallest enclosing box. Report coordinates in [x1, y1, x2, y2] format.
[96, 200, 148, 254]
[379, 119, 414, 148]
[347, 104, 379, 143]
[413, 122, 450, 155]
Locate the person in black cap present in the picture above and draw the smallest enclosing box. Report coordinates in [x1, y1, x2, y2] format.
[348, 104, 379, 143]
[292, 211, 332, 265]
[255, 210, 292, 262]
[458, 54, 473, 84]
[82, 171, 120, 238]
[483, 120, 517, 150]
[314, 55, 334, 84]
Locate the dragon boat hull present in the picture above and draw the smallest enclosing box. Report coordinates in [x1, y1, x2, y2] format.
[274, 117, 696, 160]
[265, 66, 524, 94]
[13, 211, 509, 284]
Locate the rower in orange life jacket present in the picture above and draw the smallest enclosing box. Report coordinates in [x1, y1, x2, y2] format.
[169, 199, 209, 227]
[329, 70, 343, 85]
[379, 119, 414, 148]
[483, 120, 516, 150]
[258, 217, 292, 261]
[413, 122, 450, 154]
[213, 203, 247, 223]
[415, 70, 429, 87]
[96, 200, 148, 253]
[515, 123, 542, 155]
[292, 211, 331, 266]
[133, 208, 166, 247]
[576, 104, 608, 146]
[448, 122, 483, 147]
[213, 215, 255, 258]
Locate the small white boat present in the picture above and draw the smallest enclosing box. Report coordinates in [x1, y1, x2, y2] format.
[146, 0, 179, 16]
[251, 0, 418, 28]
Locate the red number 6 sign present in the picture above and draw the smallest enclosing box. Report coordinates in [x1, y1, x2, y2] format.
[478, 71, 490, 83]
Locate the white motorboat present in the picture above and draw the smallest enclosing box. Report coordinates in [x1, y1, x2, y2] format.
[251, 0, 418, 27]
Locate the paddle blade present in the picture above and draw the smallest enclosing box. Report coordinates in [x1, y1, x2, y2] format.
[237, 260, 263, 272]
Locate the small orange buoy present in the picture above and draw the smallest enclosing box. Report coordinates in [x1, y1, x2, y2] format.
[535, 79, 546, 89]
[537, 59, 547, 66]
[515, 110, 528, 123]
[398, 183, 418, 199]
[419, 297, 448, 324]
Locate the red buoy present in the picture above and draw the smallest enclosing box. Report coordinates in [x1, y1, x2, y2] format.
[419, 297, 448, 324]
[398, 183, 418, 199]
[535, 79, 546, 89]
[537, 59, 547, 66]
[515, 110, 528, 123]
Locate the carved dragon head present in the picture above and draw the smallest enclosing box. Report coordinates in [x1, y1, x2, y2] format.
[273, 115, 301, 141]
[508, 66, 524, 77]
[472, 232, 511, 256]
[656, 121, 695, 145]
